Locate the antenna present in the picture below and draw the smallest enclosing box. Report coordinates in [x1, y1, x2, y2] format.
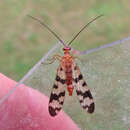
[68, 14, 103, 46]
[28, 15, 66, 46]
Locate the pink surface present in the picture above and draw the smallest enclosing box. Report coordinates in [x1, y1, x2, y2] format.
[0, 73, 79, 130]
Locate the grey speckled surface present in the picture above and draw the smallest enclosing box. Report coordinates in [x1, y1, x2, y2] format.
[6, 40, 130, 130]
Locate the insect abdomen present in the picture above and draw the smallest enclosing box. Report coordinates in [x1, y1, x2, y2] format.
[65, 63, 74, 96]
[66, 65, 72, 85]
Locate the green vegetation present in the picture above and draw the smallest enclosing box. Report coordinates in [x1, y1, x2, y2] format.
[0, 0, 129, 80]
[0, 1, 130, 129]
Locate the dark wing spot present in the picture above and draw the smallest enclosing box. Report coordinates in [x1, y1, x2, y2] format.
[83, 90, 93, 99]
[88, 102, 95, 113]
[76, 90, 93, 99]
[83, 105, 88, 109]
[49, 93, 59, 103]
[59, 91, 65, 97]
[76, 90, 82, 95]
[59, 101, 64, 105]
[56, 75, 60, 82]
[49, 92, 65, 103]
[56, 75, 66, 84]
[79, 74, 83, 80]
[48, 106, 57, 116]
[74, 78, 78, 83]
[60, 79, 66, 84]
[82, 81, 87, 87]
[74, 66, 77, 70]
[60, 67, 63, 71]
[48, 106, 61, 116]
[74, 74, 83, 83]
[83, 102, 94, 113]
[53, 84, 58, 89]
[79, 100, 83, 103]
[55, 107, 61, 111]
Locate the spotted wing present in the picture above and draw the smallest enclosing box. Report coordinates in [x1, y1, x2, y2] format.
[48, 65, 66, 116]
[72, 62, 95, 113]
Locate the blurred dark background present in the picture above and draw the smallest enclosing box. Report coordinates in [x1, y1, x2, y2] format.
[0, 0, 129, 80]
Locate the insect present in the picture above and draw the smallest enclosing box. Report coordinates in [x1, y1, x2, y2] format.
[28, 15, 103, 116]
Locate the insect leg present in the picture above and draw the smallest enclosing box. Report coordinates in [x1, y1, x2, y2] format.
[41, 54, 62, 65]
[54, 54, 62, 61]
